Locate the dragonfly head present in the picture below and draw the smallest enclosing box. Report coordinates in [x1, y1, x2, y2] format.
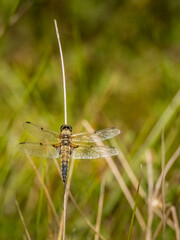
[60, 124, 72, 133]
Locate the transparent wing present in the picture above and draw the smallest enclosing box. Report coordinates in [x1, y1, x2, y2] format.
[72, 127, 120, 143]
[23, 121, 59, 142]
[72, 145, 119, 159]
[17, 142, 60, 158]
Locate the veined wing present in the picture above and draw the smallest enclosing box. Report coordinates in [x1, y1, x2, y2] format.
[17, 142, 60, 158]
[72, 145, 119, 159]
[23, 121, 59, 142]
[72, 127, 120, 143]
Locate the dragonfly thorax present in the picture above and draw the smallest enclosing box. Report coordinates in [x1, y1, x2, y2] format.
[60, 125, 72, 146]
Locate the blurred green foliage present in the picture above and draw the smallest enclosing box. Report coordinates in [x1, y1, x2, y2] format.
[0, 0, 180, 239]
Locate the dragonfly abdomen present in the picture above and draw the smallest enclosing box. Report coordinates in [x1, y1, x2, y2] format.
[60, 145, 71, 184]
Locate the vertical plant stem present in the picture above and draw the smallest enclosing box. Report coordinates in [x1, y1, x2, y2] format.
[146, 150, 153, 240]
[57, 213, 64, 240]
[26, 153, 60, 225]
[69, 192, 106, 240]
[127, 173, 142, 240]
[170, 206, 180, 240]
[117, 151, 146, 200]
[161, 130, 166, 240]
[94, 178, 105, 240]
[152, 208, 171, 240]
[54, 19, 69, 239]
[82, 120, 146, 231]
[36, 159, 46, 237]
[63, 190, 67, 240]
[54, 19, 67, 124]
[15, 200, 32, 240]
[53, 157, 75, 240]
[53, 158, 106, 240]
[153, 146, 180, 199]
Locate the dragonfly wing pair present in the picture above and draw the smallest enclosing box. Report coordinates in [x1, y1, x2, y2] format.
[23, 121, 59, 141]
[72, 145, 119, 159]
[17, 121, 120, 159]
[18, 142, 60, 158]
[72, 127, 120, 143]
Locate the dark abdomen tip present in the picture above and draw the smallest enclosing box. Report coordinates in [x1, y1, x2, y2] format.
[61, 161, 69, 184]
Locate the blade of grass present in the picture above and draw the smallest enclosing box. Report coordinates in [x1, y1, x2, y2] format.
[170, 206, 180, 240]
[132, 89, 180, 164]
[54, 19, 69, 239]
[153, 207, 175, 230]
[36, 159, 46, 237]
[127, 172, 142, 240]
[53, 157, 107, 240]
[53, 156, 75, 240]
[152, 205, 180, 240]
[117, 147, 146, 199]
[146, 150, 154, 240]
[46, 163, 54, 240]
[161, 130, 166, 240]
[26, 153, 60, 225]
[153, 146, 180, 199]
[94, 178, 105, 240]
[82, 120, 146, 231]
[152, 207, 171, 240]
[102, 114, 178, 232]
[54, 19, 67, 124]
[57, 213, 64, 240]
[0, 53, 50, 156]
[10, 1, 32, 26]
[63, 189, 68, 240]
[15, 199, 32, 240]
[0, 0, 20, 36]
[69, 192, 106, 240]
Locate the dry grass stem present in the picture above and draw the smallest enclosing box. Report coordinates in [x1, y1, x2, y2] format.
[82, 120, 146, 231]
[53, 158, 67, 240]
[170, 206, 180, 240]
[133, 89, 180, 162]
[57, 213, 64, 240]
[146, 150, 154, 240]
[105, 156, 146, 230]
[69, 192, 106, 240]
[152, 207, 171, 240]
[94, 178, 105, 240]
[62, 157, 76, 240]
[147, 145, 177, 233]
[15, 199, 32, 240]
[10, 2, 32, 26]
[152, 205, 180, 240]
[53, 157, 106, 240]
[46, 168, 54, 240]
[54, 19, 67, 124]
[153, 146, 180, 199]
[161, 131, 166, 239]
[26, 153, 60, 225]
[153, 208, 175, 230]
[0, 1, 32, 36]
[63, 191, 67, 240]
[53, 156, 75, 239]
[117, 149, 146, 199]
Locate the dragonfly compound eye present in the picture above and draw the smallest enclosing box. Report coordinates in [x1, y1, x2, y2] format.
[60, 124, 72, 132]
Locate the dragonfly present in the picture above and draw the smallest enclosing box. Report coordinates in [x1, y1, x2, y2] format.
[18, 121, 120, 184]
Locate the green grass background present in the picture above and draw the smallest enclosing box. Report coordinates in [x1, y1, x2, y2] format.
[0, 0, 180, 239]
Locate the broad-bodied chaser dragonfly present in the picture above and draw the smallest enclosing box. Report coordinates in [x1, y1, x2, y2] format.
[18, 121, 120, 184]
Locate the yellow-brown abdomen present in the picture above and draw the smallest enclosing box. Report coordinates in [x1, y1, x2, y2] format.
[61, 145, 71, 184]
